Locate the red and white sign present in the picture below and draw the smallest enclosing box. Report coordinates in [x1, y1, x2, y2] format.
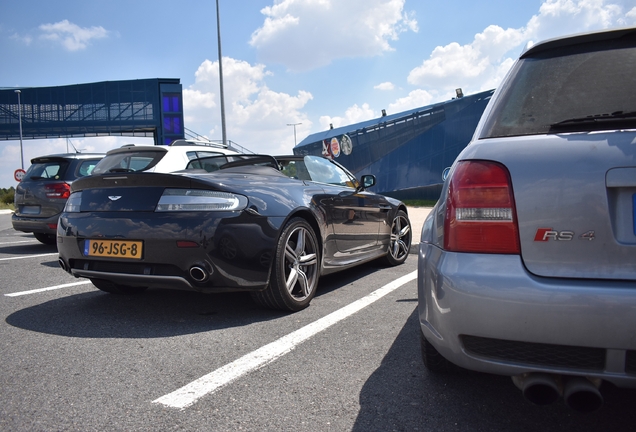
[14, 168, 26, 182]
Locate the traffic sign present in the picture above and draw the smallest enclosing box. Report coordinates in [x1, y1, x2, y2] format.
[14, 168, 26, 182]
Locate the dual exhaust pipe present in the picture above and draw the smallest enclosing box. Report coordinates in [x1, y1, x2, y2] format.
[512, 373, 603, 413]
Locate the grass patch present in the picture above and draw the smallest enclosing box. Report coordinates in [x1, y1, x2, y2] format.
[0, 202, 15, 211]
[402, 199, 438, 208]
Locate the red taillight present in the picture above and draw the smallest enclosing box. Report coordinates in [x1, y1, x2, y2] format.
[45, 183, 71, 199]
[444, 160, 520, 254]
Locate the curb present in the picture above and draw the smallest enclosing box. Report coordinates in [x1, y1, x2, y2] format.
[410, 241, 420, 254]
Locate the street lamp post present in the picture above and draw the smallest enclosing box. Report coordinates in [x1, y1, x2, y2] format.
[287, 122, 302, 147]
[14, 89, 24, 170]
[216, 0, 227, 148]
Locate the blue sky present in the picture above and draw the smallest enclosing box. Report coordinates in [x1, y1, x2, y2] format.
[1, 0, 635, 188]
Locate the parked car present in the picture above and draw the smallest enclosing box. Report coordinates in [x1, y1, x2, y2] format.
[418, 27, 636, 412]
[12, 153, 104, 244]
[57, 154, 412, 311]
[91, 139, 240, 174]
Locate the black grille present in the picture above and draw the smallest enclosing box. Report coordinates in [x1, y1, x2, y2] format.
[461, 335, 606, 371]
[70, 259, 183, 277]
[626, 351, 636, 374]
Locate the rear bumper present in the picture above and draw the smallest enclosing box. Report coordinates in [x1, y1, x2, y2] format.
[12, 213, 59, 234]
[57, 210, 281, 293]
[417, 243, 636, 388]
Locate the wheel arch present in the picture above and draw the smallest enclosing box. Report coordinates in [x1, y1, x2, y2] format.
[282, 208, 324, 257]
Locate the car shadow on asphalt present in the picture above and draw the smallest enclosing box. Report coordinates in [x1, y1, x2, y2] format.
[4, 260, 387, 340]
[352, 308, 636, 432]
[0, 242, 57, 256]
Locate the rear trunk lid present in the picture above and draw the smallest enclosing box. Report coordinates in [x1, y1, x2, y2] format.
[464, 132, 636, 281]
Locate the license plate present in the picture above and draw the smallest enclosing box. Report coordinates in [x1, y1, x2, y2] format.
[84, 239, 143, 259]
[21, 206, 40, 215]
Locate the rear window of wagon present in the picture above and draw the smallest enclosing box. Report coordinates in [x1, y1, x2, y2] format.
[480, 35, 636, 138]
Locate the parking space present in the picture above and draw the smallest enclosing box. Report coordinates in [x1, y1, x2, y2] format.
[1, 212, 636, 431]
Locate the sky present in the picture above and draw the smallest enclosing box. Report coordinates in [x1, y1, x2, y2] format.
[1, 0, 635, 188]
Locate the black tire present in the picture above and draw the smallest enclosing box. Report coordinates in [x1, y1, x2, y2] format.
[383, 210, 411, 266]
[251, 218, 320, 312]
[90, 278, 148, 295]
[421, 332, 461, 373]
[34, 232, 56, 245]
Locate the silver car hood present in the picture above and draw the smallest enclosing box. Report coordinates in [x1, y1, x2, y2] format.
[459, 130, 636, 281]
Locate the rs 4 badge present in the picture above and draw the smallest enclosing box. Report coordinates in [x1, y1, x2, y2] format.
[534, 228, 595, 241]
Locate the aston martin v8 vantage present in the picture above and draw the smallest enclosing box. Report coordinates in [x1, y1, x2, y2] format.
[57, 154, 412, 311]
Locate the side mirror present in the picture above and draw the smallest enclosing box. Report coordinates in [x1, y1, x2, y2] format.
[442, 167, 451, 181]
[360, 174, 376, 189]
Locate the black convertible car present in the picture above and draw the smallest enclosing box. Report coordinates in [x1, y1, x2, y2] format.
[57, 154, 412, 311]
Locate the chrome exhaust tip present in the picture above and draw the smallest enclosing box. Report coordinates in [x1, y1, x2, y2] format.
[189, 266, 209, 282]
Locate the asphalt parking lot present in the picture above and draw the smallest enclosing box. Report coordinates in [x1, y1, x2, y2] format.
[1, 208, 636, 431]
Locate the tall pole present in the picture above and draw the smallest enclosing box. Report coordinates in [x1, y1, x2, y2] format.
[287, 122, 302, 146]
[216, 0, 228, 147]
[14, 90, 24, 170]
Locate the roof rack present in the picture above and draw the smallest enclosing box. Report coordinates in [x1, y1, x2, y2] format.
[168, 139, 229, 149]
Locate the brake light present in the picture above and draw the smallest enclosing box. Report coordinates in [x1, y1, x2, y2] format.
[444, 160, 520, 254]
[45, 183, 71, 199]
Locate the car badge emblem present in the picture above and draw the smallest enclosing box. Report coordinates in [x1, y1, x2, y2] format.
[108, 196, 122, 201]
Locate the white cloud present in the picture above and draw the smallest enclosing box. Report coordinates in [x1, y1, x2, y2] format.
[183, 57, 313, 154]
[374, 82, 395, 91]
[319, 103, 376, 130]
[39, 20, 109, 51]
[10, 33, 33, 46]
[407, 0, 632, 98]
[387, 89, 435, 114]
[250, 0, 418, 71]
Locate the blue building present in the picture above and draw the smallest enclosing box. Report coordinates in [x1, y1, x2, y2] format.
[294, 89, 494, 201]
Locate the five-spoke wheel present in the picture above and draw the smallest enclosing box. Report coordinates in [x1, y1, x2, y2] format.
[251, 218, 320, 311]
[384, 209, 411, 266]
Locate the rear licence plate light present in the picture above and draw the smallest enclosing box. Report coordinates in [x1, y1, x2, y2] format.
[444, 160, 520, 254]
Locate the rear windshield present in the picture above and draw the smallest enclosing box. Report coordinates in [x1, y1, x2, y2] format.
[92, 151, 165, 174]
[25, 161, 69, 180]
[480, 35, 636, 138]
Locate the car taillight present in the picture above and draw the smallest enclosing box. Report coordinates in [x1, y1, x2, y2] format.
[45, 183, 71, 199]
[444, 160, 520, 254]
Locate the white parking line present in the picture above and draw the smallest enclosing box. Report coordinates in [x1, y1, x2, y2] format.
[5, 280, 93, 297]
[153, 270, 417, 410]
[0, 240, 39, 245]
[0, 252, 58, 262]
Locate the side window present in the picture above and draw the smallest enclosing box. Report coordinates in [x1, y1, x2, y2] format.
[186, 151, 222, 160]
[304, 156, 356, 188]
[280, 160, 311, 180]
[77, 160, 100, 177]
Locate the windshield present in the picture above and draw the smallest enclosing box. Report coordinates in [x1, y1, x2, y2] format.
[480, 36, 636, 138]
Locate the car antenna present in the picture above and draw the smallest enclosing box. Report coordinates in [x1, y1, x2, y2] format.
[66, 137, 84, 154]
